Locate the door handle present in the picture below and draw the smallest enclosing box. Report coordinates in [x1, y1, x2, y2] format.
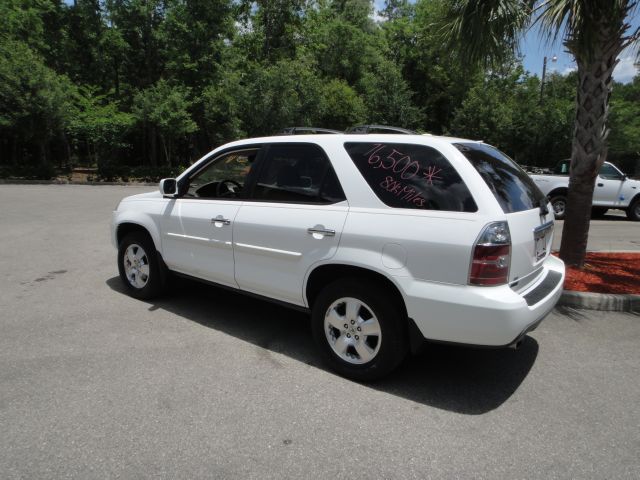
[211, 215, 231, 225]
[597, 183, 604, 187]
[307, 227, 335, 237]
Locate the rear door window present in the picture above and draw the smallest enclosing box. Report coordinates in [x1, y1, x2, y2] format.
[344, 142, 477, 212]
[251, 143, 346, 204]
[454, 142, 547, 213]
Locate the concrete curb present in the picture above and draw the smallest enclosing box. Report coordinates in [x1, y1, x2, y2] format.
[0, 179, 157, 187]
[559, 290, 640, 312]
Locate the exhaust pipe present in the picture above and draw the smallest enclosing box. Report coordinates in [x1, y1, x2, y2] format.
[509, 339, 523, 350]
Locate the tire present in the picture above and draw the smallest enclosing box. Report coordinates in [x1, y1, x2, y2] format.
[591, 207, 608, 218]
[549, 195, 567, 220]
[627, 197, 640, 221]
[117, 231, 167, 299]
[311, 278, 408, 381]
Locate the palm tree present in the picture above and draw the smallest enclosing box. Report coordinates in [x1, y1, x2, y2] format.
[440, 0, 639, 267]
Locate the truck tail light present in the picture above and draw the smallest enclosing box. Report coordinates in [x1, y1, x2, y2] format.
[469, 222, 511, 286]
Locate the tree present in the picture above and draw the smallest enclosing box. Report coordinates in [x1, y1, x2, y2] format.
[450, 62, 574, 166]
[607, 75, 640, 174]
[133, 80, 197, 166]
[381, 0, 482, 133]
[0, 40, 77, 171]
[68, 88, 135, 167]
[439, 1, 639, 267]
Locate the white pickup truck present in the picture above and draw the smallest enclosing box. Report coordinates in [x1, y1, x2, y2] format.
[530, 160, 640, 221]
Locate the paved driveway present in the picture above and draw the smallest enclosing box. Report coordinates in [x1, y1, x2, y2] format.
[552, 209, 640, 251]
[1, 185, 639, 479]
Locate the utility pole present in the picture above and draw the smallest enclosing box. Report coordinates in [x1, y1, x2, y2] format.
[540, 55, 557, 102]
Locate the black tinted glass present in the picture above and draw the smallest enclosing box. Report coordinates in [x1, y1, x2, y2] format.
[599, 163, 622, 179]
[344, 142, 477, 212]
[455, 142, 547, 213]
[252, 144, 345, 204]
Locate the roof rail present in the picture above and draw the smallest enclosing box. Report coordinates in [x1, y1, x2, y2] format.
[277, 127, 342, 135]
[346, 125, 417, 135]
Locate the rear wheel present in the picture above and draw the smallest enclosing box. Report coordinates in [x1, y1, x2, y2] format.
[550, 195, 567, 220]
[311, 278, 407, 381]
[118, 231, 167, 299]
[627, 197, 640, 221]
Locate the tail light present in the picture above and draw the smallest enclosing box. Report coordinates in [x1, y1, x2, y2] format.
[469, 221, 511, 286]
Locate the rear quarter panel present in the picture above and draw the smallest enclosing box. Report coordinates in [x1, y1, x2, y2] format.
[335, 209, 492, 286]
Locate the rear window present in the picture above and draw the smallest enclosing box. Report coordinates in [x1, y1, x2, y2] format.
[454, 143, 547, 213]
[344, 142, 477, 212]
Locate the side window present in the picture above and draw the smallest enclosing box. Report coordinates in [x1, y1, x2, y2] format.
[554, 160, 570, 175]
[599, 163, 623, 180]
[344, 142, 477, 212]
[251, 144, 346, 204]
[186, 149, 259, 199]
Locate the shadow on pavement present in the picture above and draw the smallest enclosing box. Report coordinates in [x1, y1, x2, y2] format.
[106, 276, 538, 415]
[592, 211, 630, 221]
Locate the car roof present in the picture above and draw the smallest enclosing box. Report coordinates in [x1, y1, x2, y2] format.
[218, 133, 484, 150]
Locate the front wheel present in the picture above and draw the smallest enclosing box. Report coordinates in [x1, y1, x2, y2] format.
[549, 195, 567, 220]
[627, 197, 640, 221]
[118, 231, 167, 299]
[311, 279, 408, 381]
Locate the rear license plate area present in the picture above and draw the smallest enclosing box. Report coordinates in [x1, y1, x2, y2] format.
[533, 222, 553, 261]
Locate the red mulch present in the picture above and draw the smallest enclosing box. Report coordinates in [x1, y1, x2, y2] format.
[554, 252, 640, 295]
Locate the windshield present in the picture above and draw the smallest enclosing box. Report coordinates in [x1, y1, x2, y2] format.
[454, 142, 548, 214]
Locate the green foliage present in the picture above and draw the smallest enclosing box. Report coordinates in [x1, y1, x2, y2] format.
[201, 72, 247, 147]
[95, 163, 185, 183]
[450, 65, 575, 166]
[133, 80, 197, 165]
[68, 88, 135, 164]
[0, 39, 77, 165]
[317, 79, 367, 129]
[0, 0, 637, 181]
[608, 77, 640, 175]
[358, 58, 422, 128]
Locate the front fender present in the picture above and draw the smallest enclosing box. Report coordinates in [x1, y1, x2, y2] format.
[112, 210, 162, 252]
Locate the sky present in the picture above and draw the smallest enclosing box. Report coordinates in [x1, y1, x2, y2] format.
[519, 17, 640, 83]
[373, 0, 640, 83]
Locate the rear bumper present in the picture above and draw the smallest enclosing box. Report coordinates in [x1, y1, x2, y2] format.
[399, 255, 565, 347]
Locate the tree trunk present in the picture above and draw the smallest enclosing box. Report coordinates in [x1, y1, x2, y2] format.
[61, 133, 71, 167]
[160, 134, 170, 166]
[38, 139, 47, 166]
[114, 63, 120, 98]
[11, 137, 18, 165]
[150, 125, 158, 167]
[559, 28, 623, 268]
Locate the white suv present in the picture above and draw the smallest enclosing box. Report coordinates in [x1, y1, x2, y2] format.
[112, 132, 565, 380]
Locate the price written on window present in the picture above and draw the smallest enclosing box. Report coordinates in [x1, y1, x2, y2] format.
[364, 144, 443, 207]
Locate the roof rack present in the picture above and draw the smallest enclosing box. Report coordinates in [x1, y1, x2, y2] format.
[345, 125, 417, 135]
[278, 127, 342, 135]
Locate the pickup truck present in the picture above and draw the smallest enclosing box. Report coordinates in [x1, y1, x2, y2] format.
[530, 160, 640, 221]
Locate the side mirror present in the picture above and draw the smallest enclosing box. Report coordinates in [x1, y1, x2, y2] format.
[159, 178, 177, 197]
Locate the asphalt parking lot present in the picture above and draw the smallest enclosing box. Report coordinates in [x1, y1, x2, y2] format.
[552, 209, 640, 252]
[1, 184, 639, 479]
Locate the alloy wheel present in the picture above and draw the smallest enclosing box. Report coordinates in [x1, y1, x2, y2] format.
[324, 297, 382, 365]
[123, 243, 150, 289]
